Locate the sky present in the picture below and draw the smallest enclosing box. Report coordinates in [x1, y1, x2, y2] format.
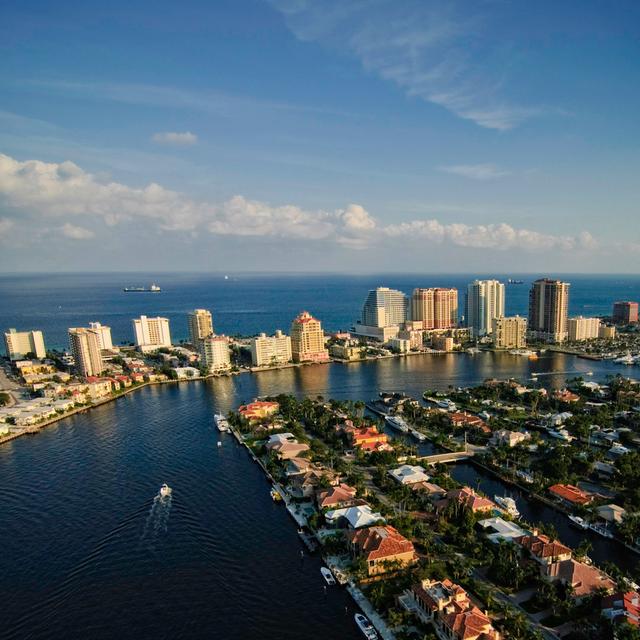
[0, 0, 639, 273]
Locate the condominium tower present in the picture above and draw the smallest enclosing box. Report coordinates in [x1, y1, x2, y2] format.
[290, 311, 329, 363]
[466, 280, 505, 337]
[410, 288, 458, 330]
[250, 330, 292, 367]
[188, 309, 214, 347]
[3, 328, 46, 360]
[492, 316, 527, 349]
[88, 322, 113, 350]
[612, 301, 638, 325]
[361, 287, 408, 328]
[68, 327, 103, 377]
[132, 315, 172, 352]
[567, 317, 601, 341]
[200, 335, 231, 373]
[528, 279, 570, 343]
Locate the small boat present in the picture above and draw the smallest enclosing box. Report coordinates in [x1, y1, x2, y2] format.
[589, 522, 614, 539]
[614, 353, 635, 365]
[385, 415, 409, 433]
[270, 487, 283, 502]
[409, 428, 427, 442]
[354, 613, 378, 639]
[160, 483, 172, 497]
[568, 514, 589, 530]
[321, 567, 336, 586]
[434, 399, 457, 412]
[494, 495, 519, 518]
[214, 413, 230, 432]
[217, 441, 222, 447]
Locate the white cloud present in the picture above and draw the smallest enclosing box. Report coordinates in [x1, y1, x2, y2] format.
[61, 223, 95, 240]
[151, 131, 198, 146]
[269, 0, 545, 130]
[0, 152, 597, 254]
[439, 163, 510, 180]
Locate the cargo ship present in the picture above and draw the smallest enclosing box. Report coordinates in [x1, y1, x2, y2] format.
[123, 283, 161, 292]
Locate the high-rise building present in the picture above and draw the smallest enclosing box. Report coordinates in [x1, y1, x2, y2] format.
[466, 280, 505, 337]
[528, 279, 570, 343]
[188, 309, 214, 347]
[567, 317, 601, 341]
[3, 328, 46, 360]
[492, 316, 527, 349]
[290, 311, 330, 363]
[612, 301, 638, 325]
[411, 288, 458, 330]
[88, 322, 113, 350]
[361, 287, 408, 328]
[200, 335, 231, 373]
[68, 328, 103, 377]
[250, 330, 292, 367]
[132, 315, 172, 352]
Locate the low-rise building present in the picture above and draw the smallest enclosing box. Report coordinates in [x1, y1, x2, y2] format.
[328, 341, 362, 361]
[490, 429, 530, 448]
[238, 401, 280, 422]
[478, 517, 527, 544]
[348, 525, 415, 576]
[515, 533, 572, 576]
[548, 484, 592, 507]
[448, 412, 490, 434]
[432, 335, 454, 352]
[437, 487, 496, 514]
[316, 484, 359, 510]
[602, 591, 640, 628]
[387, 337, 411, 353]
[325, 504, 384, 529]
[389, 464, 430, 485]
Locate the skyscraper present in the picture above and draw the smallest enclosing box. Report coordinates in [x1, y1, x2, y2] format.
[361, 287, 408, 328]
[290, 311, 329, 363]
[466, 280, 505, 337]
[3, 328, 46, 360]
[68, 328, 103, 377]
[132, 315, 172, 352]
[528, 279, 570, 343]
[88, 322, 113, 350]
[188, 309, 214, 347]
[410, 288, 458, 330]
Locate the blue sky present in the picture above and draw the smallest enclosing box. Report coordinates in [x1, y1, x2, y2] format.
[0, 0, 638, 272]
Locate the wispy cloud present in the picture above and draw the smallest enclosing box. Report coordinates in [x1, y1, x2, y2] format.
[151, 131, 198, 146]
[439, 163, 510, 180]
[0, 152, 597, 254]
[269, 0, 546, 130]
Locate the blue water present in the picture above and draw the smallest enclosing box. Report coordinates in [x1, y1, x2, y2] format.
[1, 273, 638, 350]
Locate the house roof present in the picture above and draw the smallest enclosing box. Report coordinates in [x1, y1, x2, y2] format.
[389, 464, 430, 485]
[349, 525, 414, 560]
[443, 487, 496, 512]
[326, 504, 384, 529]
[442, 606, 500, 640]
[317, 483, 357, 509]
[515, 533, 572, 559]
[549, 484, 592, 505]
[556, 559, 616, 598]
[602, 591, 640, 626]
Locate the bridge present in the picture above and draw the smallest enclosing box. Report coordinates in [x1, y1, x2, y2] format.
[419, 450, 473, 464]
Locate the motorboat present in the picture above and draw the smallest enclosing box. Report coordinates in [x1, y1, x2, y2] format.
[434, 399, 457, 412]
[494, 495, 520, 518]
[614, 353, 636, 365]
[568, 514, 589, 530]
[214, 413, 230, 432]
[270, 487, 283, 502]
[160, 483, 172, 498]
[354, 613, 378, 639]
[409, 428, 427, 442]
[589, 522, 614, 539]
[385, 415, 410, 433]
[321, 567, 336, 586]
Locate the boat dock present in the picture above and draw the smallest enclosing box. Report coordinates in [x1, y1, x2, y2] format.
[347, 584, 396, 640]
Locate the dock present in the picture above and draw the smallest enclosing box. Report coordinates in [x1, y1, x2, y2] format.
[347, 583, 397, 640]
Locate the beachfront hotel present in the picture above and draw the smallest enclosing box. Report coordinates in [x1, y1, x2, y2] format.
[250, 330, 292, 367]
[465, 279, 505, 337]
[188, 309, 214, 348]
[410, 288, 458, 330]
[290, 311, 329, 363]
[4, 329, 47, 361]
[528, 278, 570, 343]
[492, 316, 527, 349]
[68, 327, 104, 377]
[132, 315, 172, 352]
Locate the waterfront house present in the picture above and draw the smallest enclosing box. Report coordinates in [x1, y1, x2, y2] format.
[548, 412, 573, 427]
[348, 525, 415, 576]
[265, 432, 297, 448]
[437, 486, 496, 514]
[288, 467, 338, 498]
[514, 533, 572, 576]
[316, 483, 358, 510]
[238, 401, 280, 422]
[602, 592, 640, 627]
[270, 441, 310, 460]
[477, 517, 527, 544]
[490, 429, 531, 448]
[548, 484, 592, 507]
[553, 389, 581, 403]
[405, 578, 500, 640]
[340, 423, 392, 452]
[412, 482, 447, 501]
[388, 464, 430, 485]
[596, 503, 626, 524]
[284, 457, 312, 477]
[325, 504, 384, 530]
[550, 559, 616, 600]
[448, 412, 490, 434]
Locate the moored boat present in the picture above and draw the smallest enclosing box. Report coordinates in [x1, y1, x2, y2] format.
[385, 415, 409, 433]
[270, 487, 283, 502]
[494, 495, 519, 518]
[354, 613, 378, 639]
[320, 567, 336, 585]
[589, 522, 614, 539]
[568, 514, 589, 530]
[214, 413, 230, 432]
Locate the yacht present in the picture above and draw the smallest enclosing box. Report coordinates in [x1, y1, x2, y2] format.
[409, 428, 427, 442]
[160, 483, 172, 498]
[270, 487, 283, 502]
[568, 514, 589, 530]
[321, 567, 336, 585]
[354, 614, 378, 639]
[494, 495, 519, 518]
[509, 349, 537, 357]
[435, 399, 457, 412]
[385, 415, 410, 433]
[214, 413, 230, 432]
[466, 347, 481, 354]
[614, 353, 636, 365]
[589, 522, 614, 539]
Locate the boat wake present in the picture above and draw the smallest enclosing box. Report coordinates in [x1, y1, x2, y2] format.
[140, 491, 172, 548]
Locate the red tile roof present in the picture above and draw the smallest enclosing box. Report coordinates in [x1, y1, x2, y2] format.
[602, 591, 640, 626]
[317, 483, 358, 509]
[549, 484, 592, 505]
[349, 525, 414, 561]
[555, 560, 616, 598]
[515, 534, 572, 560]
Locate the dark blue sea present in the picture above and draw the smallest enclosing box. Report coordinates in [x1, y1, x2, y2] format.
[1, 272, 638, 349]
[1, 273, 640, 639]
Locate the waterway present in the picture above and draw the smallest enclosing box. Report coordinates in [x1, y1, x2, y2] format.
[1, 352, 635, 638]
